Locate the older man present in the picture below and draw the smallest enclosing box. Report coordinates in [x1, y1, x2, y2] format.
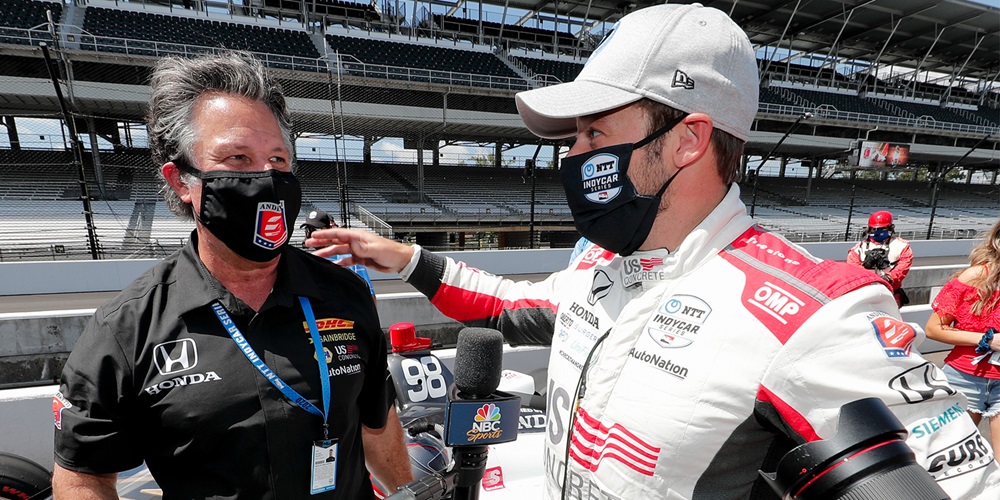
[52, 52, 410, 499]
[308, 5, 998, 499]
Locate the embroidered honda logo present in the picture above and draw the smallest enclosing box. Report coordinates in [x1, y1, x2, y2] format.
[672, 70, 694, 89]
[153, 339, 198, 375]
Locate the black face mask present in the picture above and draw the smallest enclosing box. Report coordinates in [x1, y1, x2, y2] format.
[560, 114, 687, 256]
[174, 159, 302, 262]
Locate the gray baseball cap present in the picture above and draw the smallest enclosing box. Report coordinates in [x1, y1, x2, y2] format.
[515, 3, 759, 141]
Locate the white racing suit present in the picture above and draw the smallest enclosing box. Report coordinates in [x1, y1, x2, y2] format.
[401, 186, 1000, 499]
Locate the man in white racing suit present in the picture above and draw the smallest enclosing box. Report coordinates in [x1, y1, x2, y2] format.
[307, 4, 999, 499]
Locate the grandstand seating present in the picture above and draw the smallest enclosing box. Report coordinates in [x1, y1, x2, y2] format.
[81, 7, 320, 68]
[866, 96, 972, 124]
[513, 56, 582, 83]
[313, 0, 379, 23]
[783, 87, 888, 116]
[0, 0, 60, 46]
[326, 33, 520, 86]
[973, 104, 1000, 126]
[758, 86, 799, 107]
[431, 14, 576, 49]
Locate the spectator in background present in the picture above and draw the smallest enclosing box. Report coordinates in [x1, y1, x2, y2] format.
[302, 209, 375, 297]
[52, 52, 410, 499]
[301, 208, 339, 240]
[847, 210, 913, 306]
[926, 218, 1000, 461]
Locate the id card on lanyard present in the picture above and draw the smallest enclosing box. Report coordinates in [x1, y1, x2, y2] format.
[212, 297, 337, 495]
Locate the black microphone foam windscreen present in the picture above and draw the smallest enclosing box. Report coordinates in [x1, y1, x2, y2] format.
[453, 328, 504, 398]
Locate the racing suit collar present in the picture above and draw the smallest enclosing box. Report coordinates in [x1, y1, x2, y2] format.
[624, 184, 752, 282]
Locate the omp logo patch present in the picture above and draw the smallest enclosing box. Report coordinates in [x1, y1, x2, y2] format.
[889, 362, 956, 404]
[153, 339, 198, 375]
[870, 316, 916, 358]
[305, 318, 355, 332]
[253, 201, 287, 249]
[747, 282, 804, 325]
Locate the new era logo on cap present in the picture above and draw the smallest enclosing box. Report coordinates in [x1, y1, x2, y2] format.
[672, 70, 694, 90]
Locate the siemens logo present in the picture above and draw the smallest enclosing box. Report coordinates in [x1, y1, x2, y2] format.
[911, 403, 964, 439]
[144, 371, 222, 395]
[628, 348, 688, 380]
[747, 282, 804, 325]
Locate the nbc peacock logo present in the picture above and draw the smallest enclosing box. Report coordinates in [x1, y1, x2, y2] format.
[468, 403, 503, 441]
[475, 403, 500, 422]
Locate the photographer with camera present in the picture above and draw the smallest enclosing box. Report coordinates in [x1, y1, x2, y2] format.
[847, 211, 913, 307]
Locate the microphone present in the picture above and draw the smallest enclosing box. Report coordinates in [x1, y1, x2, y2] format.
[453, 328, 503, 398]
[386, 328, 519, 500]
[447, 328, 519, 500]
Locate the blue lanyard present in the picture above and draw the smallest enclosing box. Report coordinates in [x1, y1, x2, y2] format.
[212, 298, 332, 438]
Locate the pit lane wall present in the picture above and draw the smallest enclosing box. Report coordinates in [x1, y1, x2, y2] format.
[0, 241, 977, 473]
[0, 240, 974, 388]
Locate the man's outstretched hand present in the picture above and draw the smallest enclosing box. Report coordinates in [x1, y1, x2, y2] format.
[305, 228, 415, 274]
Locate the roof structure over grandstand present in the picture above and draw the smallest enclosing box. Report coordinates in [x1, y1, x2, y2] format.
[486, 0, 1000, 83]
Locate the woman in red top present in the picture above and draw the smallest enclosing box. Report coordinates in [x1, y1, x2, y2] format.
[927, 219, 1000, 458]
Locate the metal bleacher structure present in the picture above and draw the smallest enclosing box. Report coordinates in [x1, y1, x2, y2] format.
[0, 0, 999, 262]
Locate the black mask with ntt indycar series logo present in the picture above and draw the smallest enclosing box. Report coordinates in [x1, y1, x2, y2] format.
[560, 114, 686, 256]
[174, 158, 302, 262]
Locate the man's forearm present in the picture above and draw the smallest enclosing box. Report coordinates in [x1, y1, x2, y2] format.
[52, 464, 118, 500]
[362, 407, 413, 493]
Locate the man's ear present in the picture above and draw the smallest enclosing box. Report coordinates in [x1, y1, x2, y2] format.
[673, 113, 713, 169]
[162, 162, 192, 203]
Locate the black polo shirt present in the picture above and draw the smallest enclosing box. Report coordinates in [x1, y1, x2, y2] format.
[54, 233, 388, 499]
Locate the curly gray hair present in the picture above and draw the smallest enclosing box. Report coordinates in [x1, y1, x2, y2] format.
[147, 51, 293, 218]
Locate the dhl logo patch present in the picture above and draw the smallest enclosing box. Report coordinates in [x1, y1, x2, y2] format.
[304, 318, 355, 332]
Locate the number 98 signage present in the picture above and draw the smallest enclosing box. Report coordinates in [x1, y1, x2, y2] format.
[389, 352, 454, 407]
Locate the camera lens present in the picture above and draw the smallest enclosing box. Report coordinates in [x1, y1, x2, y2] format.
[759, 398, 949, 500]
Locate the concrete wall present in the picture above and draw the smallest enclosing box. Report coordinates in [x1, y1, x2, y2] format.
[0, 239, 976, 296]
[0, 240, 976, 385]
